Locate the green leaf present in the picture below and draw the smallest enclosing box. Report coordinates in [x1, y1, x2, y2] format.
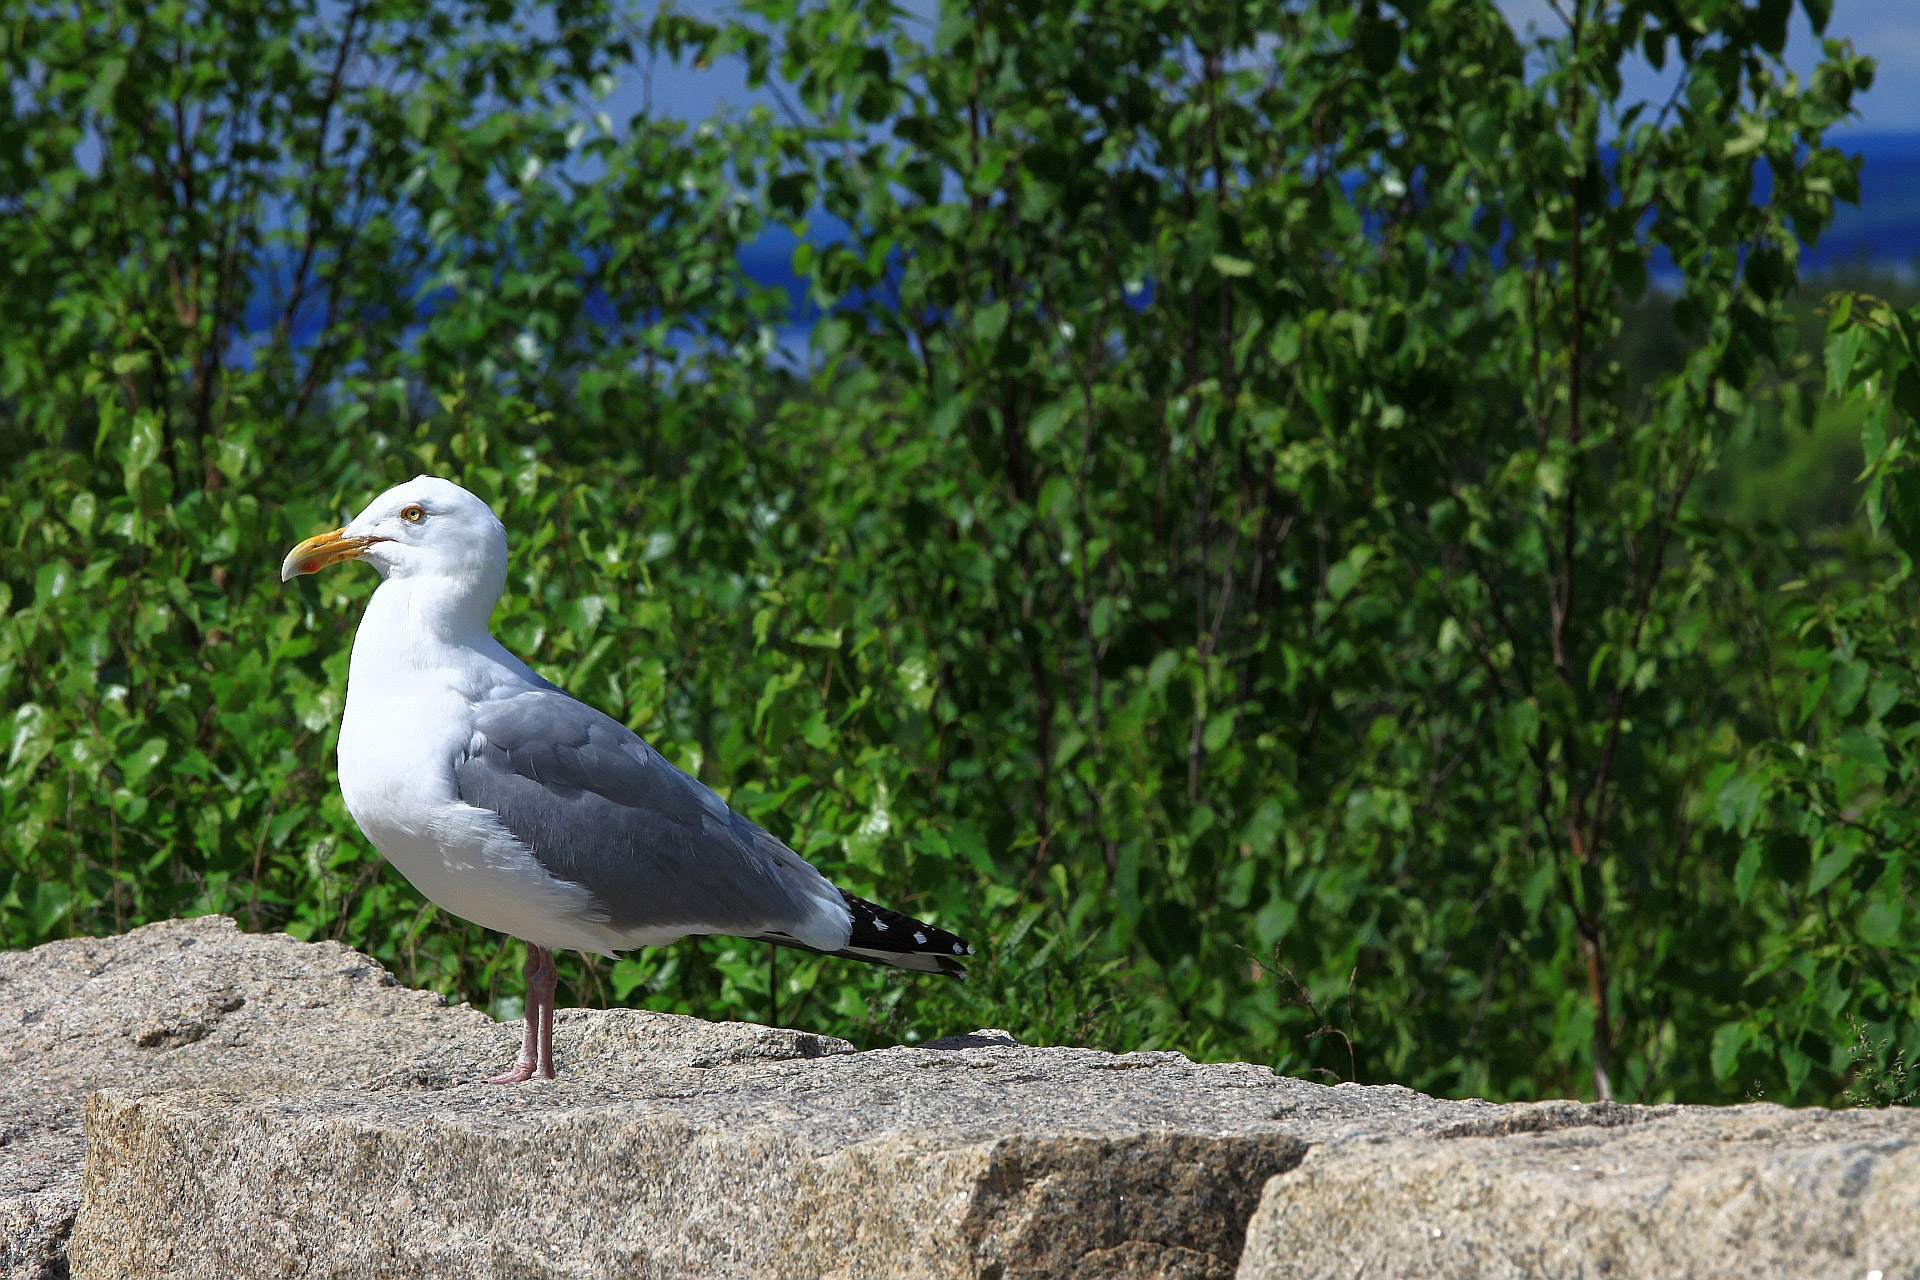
[970, 300, 1010, 344]
[1710, 1022, 1748, 1080]
[1028, 401, 1070, 450]
[1733, 843, 1763, 904]
[8, 703, 51, 772]
[118, 736, 169, 786]
[793, 627, 843, 649]
[1324, 547, 1373, 602]
[1714, 772, 1765, 836]
[1825, 324, 1866, 398]
[1202, 711, 1236, 753]
[1807, 848, 1857, 896]
[1860, 895, 1903, 948]
[1868, 679, 1900, 721]
[1829, 660, 1868, 716]
[123, 414, 162, 486]
[1834, 727, 1889, 772]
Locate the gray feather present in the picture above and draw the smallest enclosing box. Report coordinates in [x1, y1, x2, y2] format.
[452, 688, 848, 948]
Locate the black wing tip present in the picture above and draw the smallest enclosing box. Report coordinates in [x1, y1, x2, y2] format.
[846, 944, 971, 979]
[839, 890, 975, 971]
[756, 934, 975, 978]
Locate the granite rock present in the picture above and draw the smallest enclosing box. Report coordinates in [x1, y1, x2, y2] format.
[10, 918, 1919, 1280]
[3, 916, 875, 1278]
[1, 915, 510, 1279]
[67, 1032, 1529, 1278]
[16, 920, 1522, 1280]
[1236, 1102, 1920, 1280]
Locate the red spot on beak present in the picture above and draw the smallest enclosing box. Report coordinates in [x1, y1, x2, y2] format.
[303, 560, 319, 574]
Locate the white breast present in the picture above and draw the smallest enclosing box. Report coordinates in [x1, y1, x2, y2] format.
[337, 587, 619, 955]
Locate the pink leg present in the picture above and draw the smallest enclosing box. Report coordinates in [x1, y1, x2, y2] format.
[486, 944, 558, 1083]
[533, 945, 556, 1078]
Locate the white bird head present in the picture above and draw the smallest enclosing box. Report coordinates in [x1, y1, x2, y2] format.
[281, 475, 508, 594]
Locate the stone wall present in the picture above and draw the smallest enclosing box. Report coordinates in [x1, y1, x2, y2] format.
[3, 917, 1913, 1278]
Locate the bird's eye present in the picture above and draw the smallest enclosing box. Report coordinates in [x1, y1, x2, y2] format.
[401, 505, 425, 524]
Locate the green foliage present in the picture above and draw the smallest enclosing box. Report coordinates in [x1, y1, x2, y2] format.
[1, 0, 1911, 1103]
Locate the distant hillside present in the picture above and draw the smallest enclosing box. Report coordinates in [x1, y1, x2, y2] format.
[1808, 132, 1920, 270]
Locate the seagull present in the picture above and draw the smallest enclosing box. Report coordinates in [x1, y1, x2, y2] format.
[282, 475, 971, 1082]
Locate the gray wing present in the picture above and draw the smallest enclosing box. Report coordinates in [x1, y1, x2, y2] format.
[453, 687, 851, 950]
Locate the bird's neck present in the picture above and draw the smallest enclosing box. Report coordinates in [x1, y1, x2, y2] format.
[353, 575, 501, 672]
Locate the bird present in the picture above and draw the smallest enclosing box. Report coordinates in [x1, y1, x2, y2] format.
[281, 475, 971, 1082]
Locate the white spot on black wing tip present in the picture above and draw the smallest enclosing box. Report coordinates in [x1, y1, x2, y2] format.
[952, 943, 964, 954]
[873, 920, 887, 932]
[914, 931, 927, 945]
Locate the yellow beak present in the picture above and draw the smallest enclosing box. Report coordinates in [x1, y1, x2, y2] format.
[280, 527, 384, 582]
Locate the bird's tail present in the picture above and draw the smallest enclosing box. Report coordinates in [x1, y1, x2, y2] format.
[756, 891, 972, 978]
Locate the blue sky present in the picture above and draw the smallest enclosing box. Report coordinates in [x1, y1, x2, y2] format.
[628, 0, 1920, 133]
[1499, 0, 1920, 132]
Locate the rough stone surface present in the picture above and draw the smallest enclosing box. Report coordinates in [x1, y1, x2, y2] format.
[1236, 1104, 1920, 1280]
[11, 917, 1519, 1280]
[1, 915, 515, 1279]
[2, 916, 874, 1279]
[66, 1032, 1531, 1279]
[10, 917, 1920, 1280]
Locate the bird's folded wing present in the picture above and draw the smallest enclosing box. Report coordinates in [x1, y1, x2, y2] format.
[452, 688, 851, 951]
